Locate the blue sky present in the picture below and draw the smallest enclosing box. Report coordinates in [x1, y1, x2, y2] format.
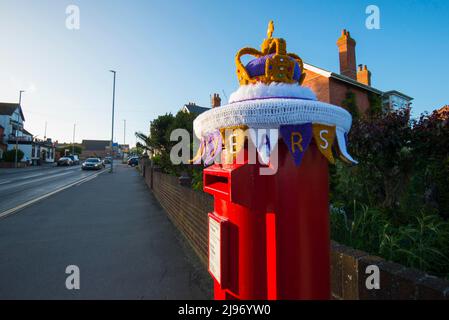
[0, 0, 448, 145]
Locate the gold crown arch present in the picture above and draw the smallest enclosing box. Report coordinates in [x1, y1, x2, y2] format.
[235, 21, 306, 85]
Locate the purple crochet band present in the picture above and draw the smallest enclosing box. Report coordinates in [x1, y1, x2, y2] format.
[245, 54, 302, 81]
[229, 96, 317, 104]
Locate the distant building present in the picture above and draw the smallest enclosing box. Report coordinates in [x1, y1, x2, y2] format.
[80, 140, 111, 159]
[31, 138, 56, 165]
[0, 102, 55, 165]
[180, 94, 221, 115]
[436, 105, 449, 119]
[302, 30, 413, 114]
[119, 144, 129, 158]
[55, 142, 83, 156]
[180, 102, 210, 115]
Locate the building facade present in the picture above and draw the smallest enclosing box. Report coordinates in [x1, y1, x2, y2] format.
[80, 140, 111, 159]
[0, 102, 55, 165]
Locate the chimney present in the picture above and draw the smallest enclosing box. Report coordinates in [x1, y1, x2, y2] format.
[211, 93, 221, 108]
[337, 29, 357, 80]
[357, 64, 371, 86]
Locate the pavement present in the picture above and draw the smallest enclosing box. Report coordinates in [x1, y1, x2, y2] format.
[0, 163, 212, 299]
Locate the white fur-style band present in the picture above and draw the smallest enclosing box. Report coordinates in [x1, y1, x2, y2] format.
[193, 97, 353, 138]
[229, 83, 317, 103]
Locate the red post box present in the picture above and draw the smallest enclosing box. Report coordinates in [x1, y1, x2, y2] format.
[195, 21, 354, 300]
[204, 152, 273, 300]
[203, 141, 330, 300]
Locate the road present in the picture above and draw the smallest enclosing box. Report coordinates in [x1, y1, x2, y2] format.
[0, 164, 106, 217]
[0, 163, 212, 299]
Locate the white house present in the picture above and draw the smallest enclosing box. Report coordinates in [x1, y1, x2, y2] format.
[0, 102, 55, 165]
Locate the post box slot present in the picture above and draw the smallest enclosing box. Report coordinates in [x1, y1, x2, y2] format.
[204, 174, 229, 197]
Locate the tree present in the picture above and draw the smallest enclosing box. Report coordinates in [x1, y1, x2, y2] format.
[2, 149, 24, 162]
[56, 145, 83, 156]
[411, 108, 449, 217]
[332, 107, 414, 220]
[341, 91, 359, 120]
[135, 110, 198, 177]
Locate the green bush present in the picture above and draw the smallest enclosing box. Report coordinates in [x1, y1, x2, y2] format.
[2, 149, 24, 162]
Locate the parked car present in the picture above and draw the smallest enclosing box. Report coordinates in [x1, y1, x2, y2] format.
[67, 155, 80, 165]
[57, 157, 73, 166]
[127, 157, 139, 167]
[81, 158, 103, 170]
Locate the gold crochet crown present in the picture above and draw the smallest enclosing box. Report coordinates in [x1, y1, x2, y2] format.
[235, 21, 305, 86]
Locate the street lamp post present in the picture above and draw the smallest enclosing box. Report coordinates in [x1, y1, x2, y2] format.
[72, 123, 76, 156]
[15, 90, 25, 168]
[109, 70, 117, 173]
[123, 119, 126, 160]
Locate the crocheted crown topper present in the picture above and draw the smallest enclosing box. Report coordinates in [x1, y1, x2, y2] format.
[236, 21, 306, 86]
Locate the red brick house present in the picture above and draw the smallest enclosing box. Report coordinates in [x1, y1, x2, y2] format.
[303, 29, 413, 114]
[436, 105, 449, 119]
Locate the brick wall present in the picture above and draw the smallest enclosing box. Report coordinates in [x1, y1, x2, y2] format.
[141, 161, 449, 300]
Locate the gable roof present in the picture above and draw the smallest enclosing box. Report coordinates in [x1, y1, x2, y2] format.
[304, 63, 414, 102]
[383, 90, 413, 101]
[0, 103, 25, 121]
[182, 103, 210, 115]
[304, 63, 383, 95]
[22, 128, 33, 137]
[81, 140, 110, 151]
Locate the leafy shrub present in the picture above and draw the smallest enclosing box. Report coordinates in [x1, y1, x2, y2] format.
[2, 149, 24, 162]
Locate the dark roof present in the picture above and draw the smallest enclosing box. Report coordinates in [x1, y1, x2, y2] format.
[0, 103, 25, 121]
[81, 140, 110, 151]
[22, 128, 33, 136]
[182, 103, 210, 115]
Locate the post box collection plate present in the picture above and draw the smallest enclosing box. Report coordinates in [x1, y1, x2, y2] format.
[208, 212, 228, 287]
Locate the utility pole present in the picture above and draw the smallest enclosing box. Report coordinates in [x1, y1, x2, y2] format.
[72, 123, 76, 155]
[15, 90, 25, 168]
[123, 119, 126, 160]
[123, 119, 126, 145]
[109, 70, 117, 173]
[44, 121, 47, 140]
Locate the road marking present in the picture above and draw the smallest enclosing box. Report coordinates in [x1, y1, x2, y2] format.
[0, 170, 108, 220]
[0, 171, 74, 192]
[0, 180, 12, 185]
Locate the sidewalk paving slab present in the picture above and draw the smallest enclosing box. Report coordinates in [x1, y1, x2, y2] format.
[0, 164, 213, 299]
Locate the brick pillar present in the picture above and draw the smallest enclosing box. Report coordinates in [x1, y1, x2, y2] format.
[357, 64, 371, 86]
[211, 93, 221, 108]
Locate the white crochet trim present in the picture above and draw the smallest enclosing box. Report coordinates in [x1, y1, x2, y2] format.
[229, 83, 317, 103]
[193, 98, 352, 138]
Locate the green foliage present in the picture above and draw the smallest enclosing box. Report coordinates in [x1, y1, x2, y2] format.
[2, 149, 24, 162]
[411, 110, 449, 217]
[334, 107, 414, 218]
[130, 144, 145, 156]
[331, 106, 449, 278]
[368, 92, 383, 117]
[136, 110, 201, 180]
[341, 91, 359, 120]
[56, 145, 83, 156]
[191, 170, 203, 191]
